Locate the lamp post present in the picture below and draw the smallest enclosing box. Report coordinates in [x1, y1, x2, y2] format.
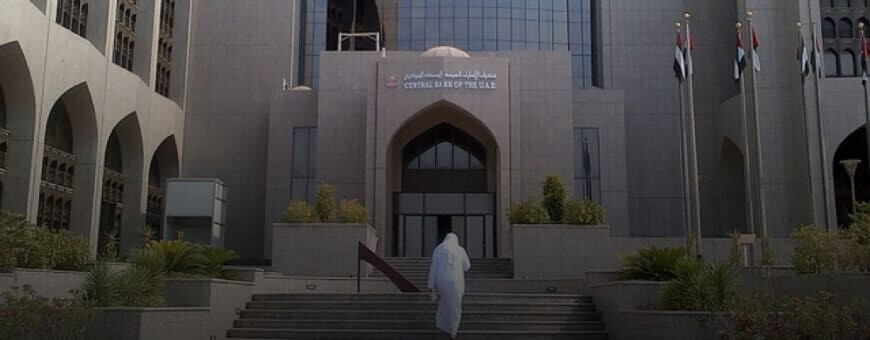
[840, 159, 862, 215]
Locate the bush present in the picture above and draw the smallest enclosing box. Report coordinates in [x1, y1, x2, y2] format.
[0, 210, 89, 271]
[315, 183, 336, 222]
[542, 176, 567, 223]
[790, 225, 839, 274]
[661, 258, 738, 312]
[563, 198, 605, 225]
[198, 247, 240, 280]
[840, 203, 870, 272]
[337, 199, 369, 224]
[144, 240, 205, 276]
[722, 291, 870, 339]
[0, 285, 97, 340]
[760, 236, 775, 266]
[82, 261, 165, 308]
[507, 198, 550, 224]
[282, 201, 318, 223]
[619, 246, 688, 281]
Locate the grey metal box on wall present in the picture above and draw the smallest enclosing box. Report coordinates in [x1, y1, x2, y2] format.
[164, 178, 227, 248]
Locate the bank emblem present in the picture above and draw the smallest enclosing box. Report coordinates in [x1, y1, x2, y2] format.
[385, 74, 398, 89]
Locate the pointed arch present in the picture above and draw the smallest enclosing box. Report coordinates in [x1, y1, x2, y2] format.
[833, 126, 869, 227]
[719, 137, 748, 236]
[0, 42, 38, 214]
[102, 112, 144, 254]
[146, 135, 179, 238]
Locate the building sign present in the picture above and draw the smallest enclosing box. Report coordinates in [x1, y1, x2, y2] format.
[390, 70, 497, 90]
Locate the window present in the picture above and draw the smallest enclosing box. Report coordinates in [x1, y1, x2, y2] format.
[826, 49, 840, 77]
[823, 18, 837, 39]
[291, 127, 317, 203]
[574, 128, 601, 203]
[820, 1, 866, 77]
[156, 0, 175, 97]
[55, 0, 88, 38]
[842, 49, 857, 76]
[839, 18, 854, 38]
[401, 124, 487, 193]
[113, 0, 137, 71]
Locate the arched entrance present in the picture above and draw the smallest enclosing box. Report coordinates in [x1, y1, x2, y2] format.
[0, 42, 38, 215]
[100, 113, 144, 255]
[387, 102, 500, 259]
[147, 136, 179, 239]
[833, 126, 869, 226]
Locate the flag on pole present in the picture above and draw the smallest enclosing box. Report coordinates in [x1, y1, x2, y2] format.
[675, 31, 686, 81]
[751, 27, 761, 72]
[797, 32, 810, 80]
[812, 31, 823, 76]
[735, 31, 746, 81]
[686, 23, 695, 76]
[861, 33, 869, 84]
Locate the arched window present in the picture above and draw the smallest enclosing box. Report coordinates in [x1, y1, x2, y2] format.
[118, 4, 125, 21]
[128, 41, 135, 69]
[401, 124, 487, 193]
[839, 18, 854, 38]
[824, 18, 837, 39]
[826, 49, 841, 76]
[842, 49, 857, 76]
[114, 33, 122, 63]
[71, 0, 79, 34]
[834, 0, 850, 7]
[79, 4, 87, 37]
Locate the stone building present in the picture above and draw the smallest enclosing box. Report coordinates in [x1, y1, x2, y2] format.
[2, 0, 868, 261]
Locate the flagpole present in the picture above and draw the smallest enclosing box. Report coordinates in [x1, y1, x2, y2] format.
[810, 21, 835, 230]
[797, 22, 818, 226]
[685, 12, 703, 256]
[736, 22, 757, 235]
[676, 22, 692, 252]
[860, 23, 870, 176]
[747, 11, 769, 238]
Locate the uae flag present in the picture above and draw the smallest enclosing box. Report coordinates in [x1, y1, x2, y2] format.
[674, 31, 686, 81]
[862, 33, 869, 84]
[751, 27, 761, 72]
[734, 31, 746, 81]
[797, 32, 810, 80]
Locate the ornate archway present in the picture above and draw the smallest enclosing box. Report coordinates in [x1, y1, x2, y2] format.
[833, 126, 869, 226]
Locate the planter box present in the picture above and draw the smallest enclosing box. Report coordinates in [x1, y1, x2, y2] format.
[512, 224, 612, 278]
[271, 223, 377, 277]
[165, 278, 254, 340]
[618, 310, 724, 340]
[0, 268, 85, 299]
[86, 307, 211, 340]
[586, 280, 667, 340]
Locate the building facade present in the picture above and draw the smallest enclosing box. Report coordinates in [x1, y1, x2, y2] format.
[3, 0, 869, 261]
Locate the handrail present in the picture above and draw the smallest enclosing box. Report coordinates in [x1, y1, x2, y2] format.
[357, 242, 421, 293]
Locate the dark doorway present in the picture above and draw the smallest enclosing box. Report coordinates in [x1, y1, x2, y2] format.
[833, 126, 870, 227]
[437, 215, 452, 244]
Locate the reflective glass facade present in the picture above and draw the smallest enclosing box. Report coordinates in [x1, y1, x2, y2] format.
[301, 0, 595, 88]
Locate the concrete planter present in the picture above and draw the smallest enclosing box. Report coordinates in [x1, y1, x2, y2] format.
[165, 278, 254, 340]
[586, 280, 667, 340]
[271, 223, 377, 277]
[0, 268, 86, 299]
[618, 310, 724, 340]
[86, 307, 211, 340]
[512, 224, 611, 278]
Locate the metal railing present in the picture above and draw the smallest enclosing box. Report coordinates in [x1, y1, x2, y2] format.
[357, 242, 421, 293]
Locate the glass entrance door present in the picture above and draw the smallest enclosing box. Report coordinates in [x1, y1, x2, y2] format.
[394, 193, 495, 258]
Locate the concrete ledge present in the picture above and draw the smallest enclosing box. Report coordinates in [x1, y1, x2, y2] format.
[617, 310, 723, 340]
[271, 223, 377, 277]
[86, 307, 212, 340]
[0, 268, 86, 299]
[165, 278, 254, 340]
[586, 281, 667, 340]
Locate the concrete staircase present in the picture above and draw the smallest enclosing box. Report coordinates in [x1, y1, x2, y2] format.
[226, 292, 608, 339]
[369, 257, 514, 288]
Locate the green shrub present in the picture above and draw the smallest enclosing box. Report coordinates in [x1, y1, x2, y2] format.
[728, 230, 743, 267]
[337, 199, 369, 224]
[542, 176, 567, 223]
[198, 247, 240, 280]
[507, 198, 550, 224]
[144, 240, 206, 276]
[0, 285, 97, 340]
[840, 203, 870, 272]
[563, 198, 605, 225]
[760, 236, 775, 266]
[619, 246, 688, 281]
[315, 183, 336, 222]
[722, 291, 870, 339]
[661, 258, 738, 312]
[282, 201, 318, 223]
[99, 229, 120, 261]
[82, 261, 165, 308]
[0, 210, 89, 271]
[790, 225, 839, 274]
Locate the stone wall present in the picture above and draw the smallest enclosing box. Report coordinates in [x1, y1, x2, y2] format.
[271, 223, 377, 277]
[85, 307, 211, 340]
[0, 269, 85, 299]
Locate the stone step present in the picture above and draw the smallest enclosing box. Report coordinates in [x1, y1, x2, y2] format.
[245, 301, 595, 313]
[251, 293, 592, 304]
[239, 310, 603, 322]
[233, 319, 606, 332]
[227, 328, 609, 340]
[369, 271, 513, 278]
